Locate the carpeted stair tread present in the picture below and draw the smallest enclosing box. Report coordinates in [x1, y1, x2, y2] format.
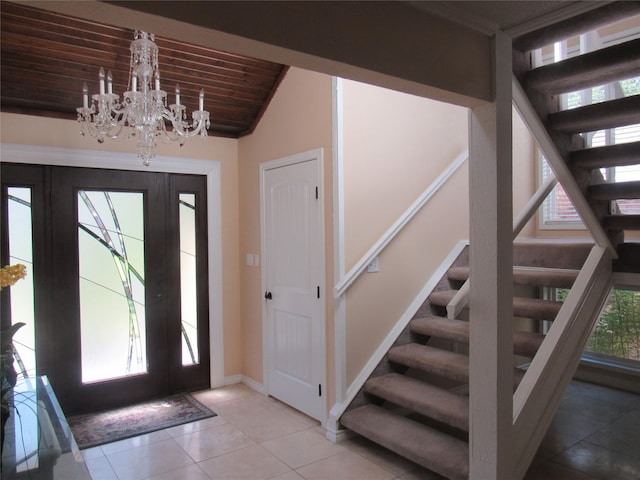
[588, 180, 640, 201]
[410, 316, 545, 357]
[429, 290, 562, 321]
[340, 404, 469, 480]
[513, 239, 593, 270]
[447, 266, 578, 288]
[547, 95, 640, 134]
[389, 343, 469, 383]
[365, 373, 469, 431]
[388, 343, 526, 386]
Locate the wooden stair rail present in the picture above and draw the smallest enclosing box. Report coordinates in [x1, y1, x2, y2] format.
[512, 245, 612, 479]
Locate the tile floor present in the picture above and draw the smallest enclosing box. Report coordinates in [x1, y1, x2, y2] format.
[77, 380, 639, 480]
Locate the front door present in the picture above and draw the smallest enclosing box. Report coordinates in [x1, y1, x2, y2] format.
[1, 164, 210, 414]
[262, 152, 325, 421]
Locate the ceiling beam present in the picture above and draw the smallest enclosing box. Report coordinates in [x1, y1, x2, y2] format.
[23, 0, 493, 107]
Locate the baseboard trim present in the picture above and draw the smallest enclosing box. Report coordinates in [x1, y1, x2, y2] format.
[224, 374, 242, 386]
[241, 375, 268, 396]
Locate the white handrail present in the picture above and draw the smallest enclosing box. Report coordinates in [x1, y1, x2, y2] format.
[334, 150, 468, 297]
[512, 76, 617, 256]
[447, 173, 559, 319]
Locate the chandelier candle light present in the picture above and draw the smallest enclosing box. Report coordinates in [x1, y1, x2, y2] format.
[77, 31, 210, 166]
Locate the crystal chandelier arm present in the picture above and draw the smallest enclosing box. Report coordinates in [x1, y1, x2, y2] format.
[77, 30, 210, 165]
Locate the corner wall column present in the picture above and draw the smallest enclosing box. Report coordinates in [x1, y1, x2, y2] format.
[468, 30, 514, 479]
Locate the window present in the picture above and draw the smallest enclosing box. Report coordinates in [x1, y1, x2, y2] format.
[555, 287, 640, 367]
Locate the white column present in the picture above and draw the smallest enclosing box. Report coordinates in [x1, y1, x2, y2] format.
[468, 30, 514, 479]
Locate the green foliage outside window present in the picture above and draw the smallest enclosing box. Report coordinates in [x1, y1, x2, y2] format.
[557, 288, 640, 361]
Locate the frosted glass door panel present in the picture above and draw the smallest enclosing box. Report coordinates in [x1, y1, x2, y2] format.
[78, 191, 147, 383]
[7, 187, 36, 377]
[179, 193, 199, 365]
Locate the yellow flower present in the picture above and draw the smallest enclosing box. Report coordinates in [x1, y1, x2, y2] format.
[0, 264, 27, 290]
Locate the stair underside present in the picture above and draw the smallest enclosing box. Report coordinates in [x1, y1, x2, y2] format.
[604, 214, 640, 230]
[365, 373, 469, 431]
[429, 290, 562, 321]
[340, 404, 469, 480]
[571, 141, 640, 170]
[547, 95, 640, 134]
[588, 180, 640, 200]
[523, 37, 640, 94]
[410, 316, 545, 357]
[447, 265, 578, 288]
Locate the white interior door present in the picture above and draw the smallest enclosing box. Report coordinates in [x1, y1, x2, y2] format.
[262, 153, 324, 421]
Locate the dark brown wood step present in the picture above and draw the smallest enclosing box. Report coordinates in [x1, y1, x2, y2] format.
[588, 180, 640, 201]
[603, 214, 640, 230]
[571, 141, 640, 170]
[410, 316, 545, 357]
[614, 242, 640, 273]
[547, 95, 640, 134]
[447, 266, 578, 288]
[364, 373, 469, 431]
[340, 404, 469, 480]
[429, 290, 562, 321]
[523, 38, 640, 95]
[512, 2, 640, 52]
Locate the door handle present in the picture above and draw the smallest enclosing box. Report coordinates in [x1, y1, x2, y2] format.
[265, 291, 273, 300]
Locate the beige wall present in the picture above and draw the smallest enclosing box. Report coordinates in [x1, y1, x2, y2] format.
[237, 68, 334, 399]
[341, 83, 538, 385]
[0, 112, 244, 376]
[341, 80, 469, 383]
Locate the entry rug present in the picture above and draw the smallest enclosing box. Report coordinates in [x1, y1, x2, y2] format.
[68, 393, 216, 449]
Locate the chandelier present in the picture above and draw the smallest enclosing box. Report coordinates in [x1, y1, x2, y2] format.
[77, 31, 210, 166]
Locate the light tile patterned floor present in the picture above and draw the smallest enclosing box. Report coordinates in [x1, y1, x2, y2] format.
[79, 381, 640, 480]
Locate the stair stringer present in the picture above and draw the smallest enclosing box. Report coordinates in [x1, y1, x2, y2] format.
[327, 240, 469, 435]
[512, 245, 613, 480]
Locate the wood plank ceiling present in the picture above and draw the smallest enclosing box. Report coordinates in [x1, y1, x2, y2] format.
[0, 1, 288, 137]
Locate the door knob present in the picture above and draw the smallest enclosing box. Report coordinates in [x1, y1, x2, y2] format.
[264, 291, 273, 300]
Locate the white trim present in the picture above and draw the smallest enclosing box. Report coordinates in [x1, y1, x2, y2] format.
[0, 143, 225, 389]
[332, 77, 348, 413]
[327, 240, 468, 426]
[259, 148, 327, 423]
[335, 149, 468, 297]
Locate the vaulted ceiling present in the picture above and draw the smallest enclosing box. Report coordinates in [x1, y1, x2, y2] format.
[0, 1, 288, 138]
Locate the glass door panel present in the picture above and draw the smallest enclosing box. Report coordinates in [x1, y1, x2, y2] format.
[179, 193, 199, 366]
[7, 187, 36, 377]
[77, 191, 147, 383]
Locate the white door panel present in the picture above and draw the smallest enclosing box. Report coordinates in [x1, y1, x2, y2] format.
[263, 155, 324, 421]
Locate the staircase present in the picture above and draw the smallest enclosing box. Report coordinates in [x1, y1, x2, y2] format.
[340, 5, 640, 480]
[341, 241, 591, 479]
[513, 3, 640, 259]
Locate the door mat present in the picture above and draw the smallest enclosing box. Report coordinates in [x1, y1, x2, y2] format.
[67, 393, 216, 449]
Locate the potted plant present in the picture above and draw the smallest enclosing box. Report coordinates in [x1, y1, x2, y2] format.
[1, 264, 27, 453]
